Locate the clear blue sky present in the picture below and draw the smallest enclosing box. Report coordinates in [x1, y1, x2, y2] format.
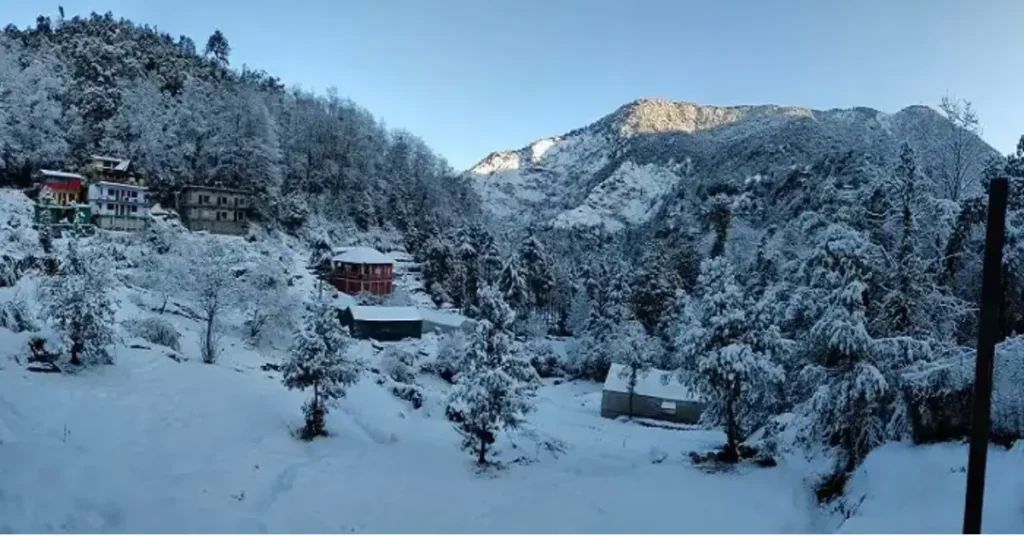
[5, 0, 1023, 170]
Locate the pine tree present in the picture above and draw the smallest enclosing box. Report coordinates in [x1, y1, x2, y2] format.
[675, 256, 784, 460]
[282, 293, 362, 439]
[39, 238, 118, 368]
[630, 247, 680, 335]
[614, 320, 661, 418]
[37, 187, 54, 254]
[796, 224, 889, 474]
[496, 254, 530, 331]
[517, 234, 555, 312]
[448, 285, 538, 465]
[204, 30, 231, 66]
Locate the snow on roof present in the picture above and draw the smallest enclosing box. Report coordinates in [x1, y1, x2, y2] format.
[417, 308, 469, 328]
[38, 169, 85, 180]
[349, 306, 421, 322]
[386, 250, 415, 263]
[332, 247, 394, 265]
[603, 363, 701, 402]
[92, 181, 147, 191]
[90, 155, 123, 162]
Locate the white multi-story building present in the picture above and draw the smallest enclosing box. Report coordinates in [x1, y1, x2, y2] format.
[87, 181, 149, 231]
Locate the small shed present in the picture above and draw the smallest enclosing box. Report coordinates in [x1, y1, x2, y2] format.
[600, 364, 704, 424]
[340, 305, 422, 342]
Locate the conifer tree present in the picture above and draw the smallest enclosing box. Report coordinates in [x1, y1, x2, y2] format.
[675, 256, 784, 460]
[39, 238, 118, 368]
[282, 293, 362, 439]
[448, 285, 538, 465]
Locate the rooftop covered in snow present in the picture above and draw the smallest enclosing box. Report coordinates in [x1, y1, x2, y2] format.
[603, 364, 700, 402]
[348, 305, 421, 322]
[332, 247, 394, 265]
[38, 170, 86, 181]
[90, 155, 131, 171]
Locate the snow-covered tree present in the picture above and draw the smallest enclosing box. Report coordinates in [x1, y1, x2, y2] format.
[179, 239, 239, 364]
[614, 320, 662, 417]
[517, 233, 555, 313]
[282, 293, 362, 439]
[496, 254, 530, 331]
[38, 238, 118, 368]
[675, 256, 784, 459]
[239, 256, 299, 348]
[36, 187, 54, 254]
[936, 94, 983, 201]
[204, 29, 231, 66]
[448, 285, 538, 465]
[794, 224, 890, 474]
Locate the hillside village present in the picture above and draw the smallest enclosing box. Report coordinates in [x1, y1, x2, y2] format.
[2, 8, 1024, 535]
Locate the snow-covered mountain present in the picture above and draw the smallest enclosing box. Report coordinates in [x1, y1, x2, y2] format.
[466, 98, 1000, 232]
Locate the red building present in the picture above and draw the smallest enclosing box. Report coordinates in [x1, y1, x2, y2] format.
[329, 247, 395, 296]
[37, 170, 85, 205]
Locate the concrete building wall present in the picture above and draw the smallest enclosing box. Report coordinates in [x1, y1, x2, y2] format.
[600, 390, 703, 424]
[181, 216, 247, 236]
[95, 215, 147, 231]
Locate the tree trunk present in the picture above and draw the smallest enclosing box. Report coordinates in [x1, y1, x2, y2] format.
[204, 314, 215, 364]
[70, 339, 81, 366]
[477, 434, 487, 465]
[723, 399, 739, 462]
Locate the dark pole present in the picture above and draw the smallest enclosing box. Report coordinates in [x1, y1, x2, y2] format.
[963, 177, 1009, 535]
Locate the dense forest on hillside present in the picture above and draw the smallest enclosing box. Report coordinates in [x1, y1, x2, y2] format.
[0, 12, 482, 244]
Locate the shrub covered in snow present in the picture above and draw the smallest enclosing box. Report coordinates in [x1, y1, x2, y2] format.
[122, 316, 181, 351]
[526, 338, 563, 378]
[901, 338, 1024, 445]
[0, 296, 37, 333]
[380, 346, 417, 384]
[432, 331, 468, 384]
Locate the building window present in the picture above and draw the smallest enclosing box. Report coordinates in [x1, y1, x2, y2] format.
[107, 203, 114, 211]
[660, 400, 677, 415]
[131, 206, 138, 213]
[130, 191, 138, 198]
[219, 196, 228, 205]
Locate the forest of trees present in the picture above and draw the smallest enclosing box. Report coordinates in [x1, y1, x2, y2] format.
[0, 12, 482, 251]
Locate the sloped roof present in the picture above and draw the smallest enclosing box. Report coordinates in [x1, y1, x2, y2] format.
[332, 247, 394, 265]
[603, 363, 701, 402]
[38, 169, 85, 180]
[349, 306, 421, 322]
[418, 308, 470, 328]
[91, 181, 147, 191]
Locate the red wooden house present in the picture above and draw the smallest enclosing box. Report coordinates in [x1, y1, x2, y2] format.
[328, 247, 395, 296]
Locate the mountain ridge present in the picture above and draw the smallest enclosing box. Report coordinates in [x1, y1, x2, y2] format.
[465, 99, 999, 232]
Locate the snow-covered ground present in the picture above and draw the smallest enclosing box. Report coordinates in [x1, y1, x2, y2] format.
[4, 299, 1022, 533]
[3, 189, 1024, 533]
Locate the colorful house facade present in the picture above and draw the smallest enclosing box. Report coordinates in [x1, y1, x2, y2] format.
[87, 181, 149, 231]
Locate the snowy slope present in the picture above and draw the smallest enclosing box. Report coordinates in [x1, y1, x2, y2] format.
[0, 312, 817, 533]
[465, 99, 1000, 232]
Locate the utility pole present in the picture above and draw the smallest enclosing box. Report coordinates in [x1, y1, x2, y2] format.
[963, 177, 1008, 535]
